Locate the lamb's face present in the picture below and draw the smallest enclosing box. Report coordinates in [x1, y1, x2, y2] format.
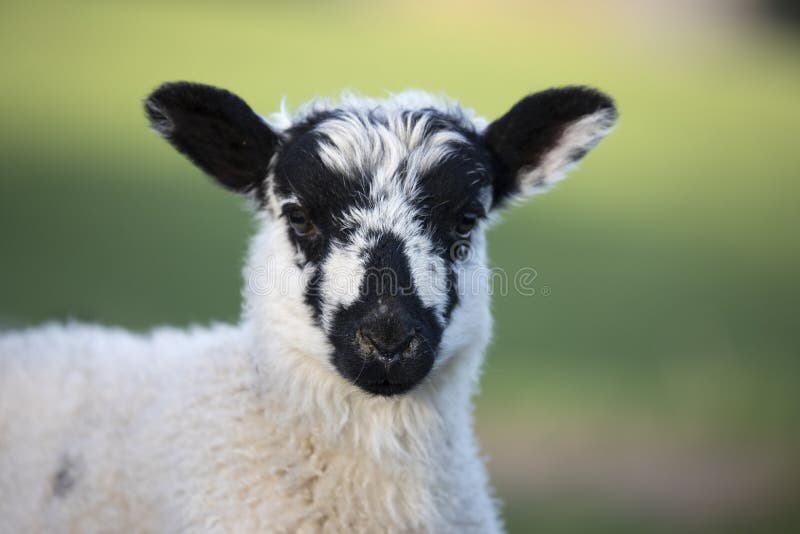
[266, 107, 494, 395]
[145, 83, 617, 396]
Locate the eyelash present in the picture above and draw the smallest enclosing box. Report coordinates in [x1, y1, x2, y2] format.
[283, 204, 317, 237]
[454, 212, 479, 237]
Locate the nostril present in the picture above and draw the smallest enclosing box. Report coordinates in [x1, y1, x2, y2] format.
[357, 326, 415, 360]
[375, 351, 401, 366]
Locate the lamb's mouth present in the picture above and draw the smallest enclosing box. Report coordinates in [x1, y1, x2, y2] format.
[357, 378, 418, 397]
[335, 340, 437, 397]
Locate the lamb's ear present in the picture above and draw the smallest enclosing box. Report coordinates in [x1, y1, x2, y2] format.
[144, 82, 281, 193]
[484, 86, 617, 207]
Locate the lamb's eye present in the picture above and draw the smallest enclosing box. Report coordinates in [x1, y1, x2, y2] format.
[455, 212, 478, 238]
[286, 205, 316, 237]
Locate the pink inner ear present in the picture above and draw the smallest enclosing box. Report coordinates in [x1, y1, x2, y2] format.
[518, 107, 617, 195]
[483, 86, 616, 207]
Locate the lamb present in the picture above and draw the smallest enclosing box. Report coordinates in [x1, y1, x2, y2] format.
[0, 83, 616, 533]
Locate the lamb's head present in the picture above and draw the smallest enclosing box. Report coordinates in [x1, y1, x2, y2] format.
[145, 82, 616, 396]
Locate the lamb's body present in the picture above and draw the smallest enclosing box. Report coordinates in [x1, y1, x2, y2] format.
[0, 177, 498, 534]
[1, 324, 254, 532]
[0, 215, 497, 533]
[0, 84, 616, 533]
[0, 321, 497, 533]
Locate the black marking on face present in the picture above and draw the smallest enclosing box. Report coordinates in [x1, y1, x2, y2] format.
[272, 109, 491, 263]
[304, 265, 324, 321]
[269, 107, 494, 393]
[329, 234, 443, 396]
[444, 266, 460, 320]
[412, 131, 491, 320]
[273, 115, 371, 265]
[415, 135, 491, 244]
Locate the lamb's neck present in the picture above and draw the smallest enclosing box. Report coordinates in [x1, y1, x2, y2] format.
[245, 319, 479, 460]
[238, 319, 495, 531]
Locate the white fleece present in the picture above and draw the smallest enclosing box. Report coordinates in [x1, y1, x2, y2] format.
[0, 217, 500, 534]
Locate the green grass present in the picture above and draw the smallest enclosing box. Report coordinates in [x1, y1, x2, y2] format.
[2, 1, 799, 531]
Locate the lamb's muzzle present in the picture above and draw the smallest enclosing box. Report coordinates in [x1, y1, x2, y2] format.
[328, 233, 443, 396]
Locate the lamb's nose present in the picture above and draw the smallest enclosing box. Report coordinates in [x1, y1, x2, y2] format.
[357, 322, 415, 364]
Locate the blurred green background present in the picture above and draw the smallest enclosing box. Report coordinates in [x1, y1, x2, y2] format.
[1, 1, 798, 532]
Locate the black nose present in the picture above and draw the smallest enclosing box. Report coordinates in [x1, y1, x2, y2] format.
[357, 319, 415, 365]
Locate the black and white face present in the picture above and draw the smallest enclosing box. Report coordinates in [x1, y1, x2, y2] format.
[268, 104, 495, 395]
[145, 83, 616, 396]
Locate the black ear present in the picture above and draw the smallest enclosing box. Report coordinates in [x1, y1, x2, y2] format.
[144, 82, 281, 193]
[484, 86, 617, 207]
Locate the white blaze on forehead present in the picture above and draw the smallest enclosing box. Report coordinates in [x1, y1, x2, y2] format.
[314, 116, 403, 180]
[313, 111, 471, 192]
